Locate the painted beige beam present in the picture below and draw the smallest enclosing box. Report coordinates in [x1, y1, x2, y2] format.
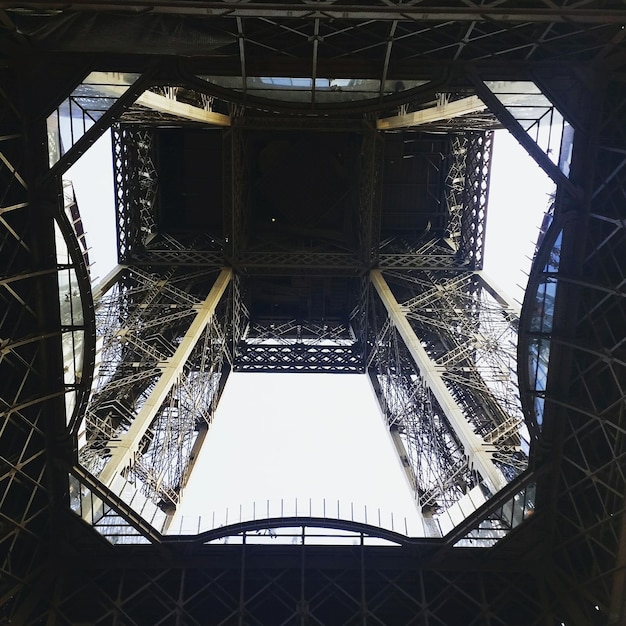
[370, 269, 506, 494]
[92, 73, 231, 127]
[98, 268, 232, 488]
[134, 90, 231, 127]
[91, 264, 126, 307]
[377, 95, 486, 130]
[475, 270, 522, 319]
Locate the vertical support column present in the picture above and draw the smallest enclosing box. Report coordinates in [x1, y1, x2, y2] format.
[238, 533, 246, 626]
[113, 126, 159, 263]
[227, 117, 246, 264]
[367, 341, 427, 535]
[359, 125, 383, 268]
[610, 505, 626, 624]
[222, 123, 234, 259]
[360, 533, 367, 625]
[300, 526, 307, 626]
[370, 270, 506, 494]
[461, 131, 492, 268]
[98, 268, 232, 487]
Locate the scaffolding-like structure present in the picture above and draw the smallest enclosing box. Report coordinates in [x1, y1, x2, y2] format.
[1, 4, 625, 624]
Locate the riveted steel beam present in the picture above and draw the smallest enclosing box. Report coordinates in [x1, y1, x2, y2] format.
[378, 95, 487, 131]
[7, 4, 626, 24]
[371, 269, 506, 494]
[97, 268, 232, 488]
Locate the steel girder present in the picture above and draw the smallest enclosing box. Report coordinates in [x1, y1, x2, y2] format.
[113, 111, 490, 273]
[125, 251, 482, 272]
[461, 133, 492, 268]
[0, 6, 625, 626]
[113, 126, 159, 262]
[2, 4, 622, 125]
[367, 268, 525, 527]
[18, 540, 555, 626]
[359, 124, 384, 268]
[79, 267, 234, 519]
[235, 344, 363, 372]
[0, 68, 78, 620]
[521, 71, 626, 625]
[5, 2, 625, 22]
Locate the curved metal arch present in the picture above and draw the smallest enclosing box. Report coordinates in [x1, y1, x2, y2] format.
[53, 180, 98, 437]
[180, 70, 451, 116]
[164, 516, 415, 546]
[517, 209, 565, 445]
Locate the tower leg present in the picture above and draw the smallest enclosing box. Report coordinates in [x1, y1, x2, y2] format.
[370, 269, 506, 495]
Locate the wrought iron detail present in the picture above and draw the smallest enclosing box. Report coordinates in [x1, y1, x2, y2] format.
[79, 268, 232, 511]
[113, 125, 158, 262]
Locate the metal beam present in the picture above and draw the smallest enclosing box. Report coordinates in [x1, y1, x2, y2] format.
[91, 263, 126, 306]
[234, 345, 363, 373]
[377, 95, 487, 131]
[102, 80, 231, 126]
[47, 71, 154, 179]
[469, 73, 577, 197]
[475, 271, 521, 319]
[97, 268, 232, 487]
[72, 464, 162, 543]
[8, 4, 626, 24]
[128, 250, 469, 271]
[133, 89, 231, 126]
[370, 269, 506, 494]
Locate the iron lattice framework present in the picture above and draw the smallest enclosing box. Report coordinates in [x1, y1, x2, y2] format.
[368, 269, 524, 520]
[80, 267, 233, 512]
[0, 3, 625, 625]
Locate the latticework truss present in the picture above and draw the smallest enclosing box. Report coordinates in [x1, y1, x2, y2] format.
[80, 268, 233, 515]
[367, 267, 525, 528]
[1, 3, 625, 624]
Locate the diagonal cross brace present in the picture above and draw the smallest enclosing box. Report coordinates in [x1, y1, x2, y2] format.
[370, 270, 506, 495]
[97, 268, 232, 488]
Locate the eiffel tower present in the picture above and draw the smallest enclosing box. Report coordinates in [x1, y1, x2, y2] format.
[1, 4, 625, 624]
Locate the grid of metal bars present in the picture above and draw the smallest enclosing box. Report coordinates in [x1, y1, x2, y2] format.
[0, 3, 625, 624]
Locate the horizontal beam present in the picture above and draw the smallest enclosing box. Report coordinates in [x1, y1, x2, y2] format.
[129, 250, 468, 272]
[72, 464, 162, 543]
[97, 77, 231, 126]
[475, 271, 521, 319]
[91, 263, 126, 306]
[134, 90, 231, 126]
[469, 73, 577, 196]
[377, 95, 486, 131]
[10, 4, 626, 24]
[235, 344, 363, 373]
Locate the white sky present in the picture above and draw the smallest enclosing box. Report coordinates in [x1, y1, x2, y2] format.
[484, 131, 554, 305]
[172, 373, 422, 536]
[68, 123, 553, 536]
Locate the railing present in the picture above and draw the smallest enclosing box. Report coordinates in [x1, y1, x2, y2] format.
[69, 470, 536, 547]
[69, 470, 422, 544]
[171, 497, 422, 538]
